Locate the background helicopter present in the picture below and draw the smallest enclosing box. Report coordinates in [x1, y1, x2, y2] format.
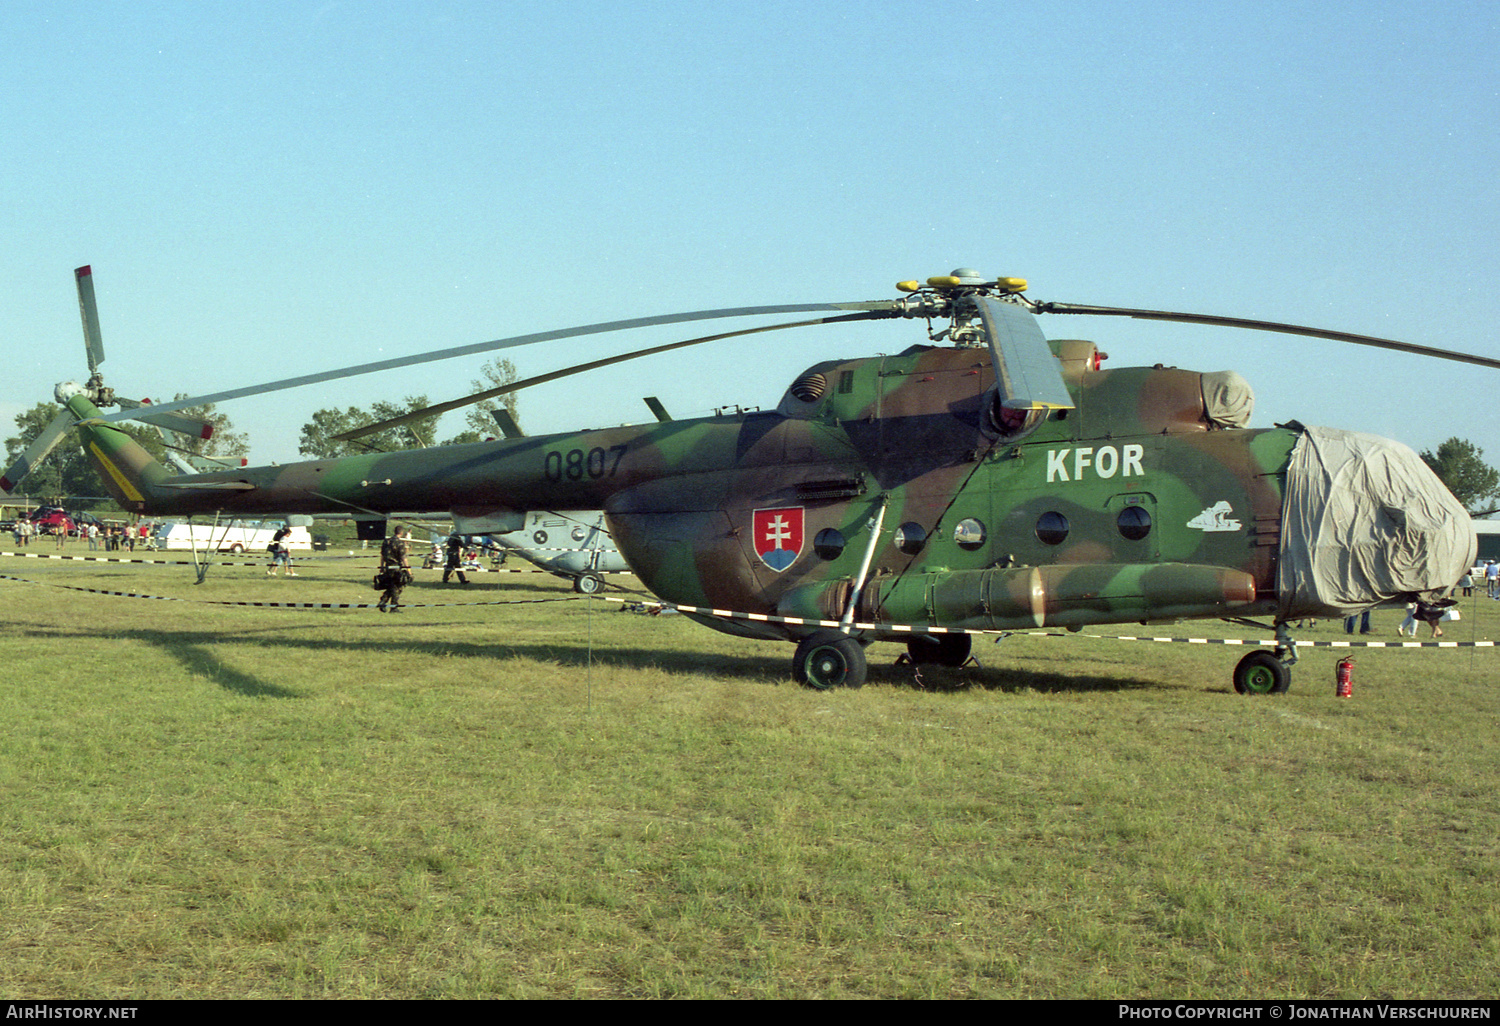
[413, 509, 628, 592]
[469, 510, 629, 594]
[33, 267, 1495, 694]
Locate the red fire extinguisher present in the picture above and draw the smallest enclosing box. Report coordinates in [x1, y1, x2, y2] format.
[1335, 657, 1354, 698]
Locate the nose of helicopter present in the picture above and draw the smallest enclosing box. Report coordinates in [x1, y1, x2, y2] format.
[1277, 425, 1475, 620]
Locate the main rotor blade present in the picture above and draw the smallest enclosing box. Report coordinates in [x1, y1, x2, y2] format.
[95, 300, 902, 425]
[0, 409, 75, 494]
[1033, 302, 1500, 371]
[332, 311, 886, 443]
[973, 297, 1075, 410]
[75, 265, 105, 376]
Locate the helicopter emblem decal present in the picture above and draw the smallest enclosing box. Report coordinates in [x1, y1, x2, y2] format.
[1186, 501, 1243, 533]
[753, 507, 804, 571]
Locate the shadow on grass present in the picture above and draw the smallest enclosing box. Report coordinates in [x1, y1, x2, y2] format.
[20, 625, 302, 698]
[167, 639, 302, 698]
[18, 622, 1160, 697]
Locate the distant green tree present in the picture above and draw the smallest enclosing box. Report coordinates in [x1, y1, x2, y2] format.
[298, 396, 438, 459]
[168, 394, 251, 460]
[1421, 437, 1500, 515]
[461, 357, 523, 438]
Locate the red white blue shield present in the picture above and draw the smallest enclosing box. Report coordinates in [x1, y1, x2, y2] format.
[753, 506, 803, 571]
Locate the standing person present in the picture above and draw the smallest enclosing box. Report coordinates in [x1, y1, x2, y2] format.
[1487, 560, 1499, 600]
[377, 526, 412, 612]
[1413, 598, 1454, 638]
[1397, 602, 1418, 637]
[442, 533, 469, 585]
[267, 525, 296, 576]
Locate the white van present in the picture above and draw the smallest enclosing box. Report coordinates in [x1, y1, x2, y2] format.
[153, 520, 312, 555]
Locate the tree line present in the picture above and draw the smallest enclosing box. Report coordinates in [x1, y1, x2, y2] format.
[296, 358, 521, 458]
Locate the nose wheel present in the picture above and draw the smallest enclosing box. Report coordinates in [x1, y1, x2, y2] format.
[1233, 650, 1290, 694]
[1231, 622, 1296, 694]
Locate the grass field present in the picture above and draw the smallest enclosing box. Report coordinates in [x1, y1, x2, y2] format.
[0, 538, 1496, 999]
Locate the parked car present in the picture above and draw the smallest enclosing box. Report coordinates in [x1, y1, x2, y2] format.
[68, 511, 104, 537]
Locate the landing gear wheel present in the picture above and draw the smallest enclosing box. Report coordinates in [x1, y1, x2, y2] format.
[793, 631, 867, 690]
[906, 633, 972, 667]
[573, 573, 603, 594]
[1233, 650, 1290, 695]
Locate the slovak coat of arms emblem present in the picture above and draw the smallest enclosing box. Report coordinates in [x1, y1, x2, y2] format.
[752, 507, 804, 571]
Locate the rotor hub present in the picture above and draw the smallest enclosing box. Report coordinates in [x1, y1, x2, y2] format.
[890, 270, 1031, 347]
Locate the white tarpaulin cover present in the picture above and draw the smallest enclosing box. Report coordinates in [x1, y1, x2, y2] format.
[1278, 425, 1476, 618]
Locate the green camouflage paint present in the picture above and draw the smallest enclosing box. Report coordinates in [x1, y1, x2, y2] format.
[68, 332, 1299, 644]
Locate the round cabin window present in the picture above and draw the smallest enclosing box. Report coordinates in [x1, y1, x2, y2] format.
[1035, 512, 1070, 546]
[813, 528, 846, 560]
[953, 518, 986, 551]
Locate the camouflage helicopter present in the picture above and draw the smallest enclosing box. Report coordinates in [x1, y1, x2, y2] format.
[22, 266, 1492, 693]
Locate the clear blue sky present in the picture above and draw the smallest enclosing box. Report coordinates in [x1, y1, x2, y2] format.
[5, 0, 1499, 466]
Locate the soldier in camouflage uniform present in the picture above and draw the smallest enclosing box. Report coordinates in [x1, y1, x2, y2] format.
[442, 533, 469, 585]
[378, 526, 412, 613]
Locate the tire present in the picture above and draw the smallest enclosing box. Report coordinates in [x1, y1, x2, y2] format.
[574, 573, 604, 594]
[793, 630, 867, 690]
[229, 543, 244, 555]
[906, 633, 972, 667]
[1233, 650, 1290, 695]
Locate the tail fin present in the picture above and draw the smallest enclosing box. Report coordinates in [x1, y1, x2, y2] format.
[62, 389, 172, 512]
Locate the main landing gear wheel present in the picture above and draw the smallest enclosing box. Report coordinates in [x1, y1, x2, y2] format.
[573, 572, 604, 594]
[1233, 650, 1290, 695]
[793, 630, 867, 690]
[905, 633, 972, 667]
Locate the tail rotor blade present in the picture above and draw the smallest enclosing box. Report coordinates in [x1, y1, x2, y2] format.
[115, 398, 215, 440]
[75, 265, 106, 377]
[0, 410, 75, 494]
